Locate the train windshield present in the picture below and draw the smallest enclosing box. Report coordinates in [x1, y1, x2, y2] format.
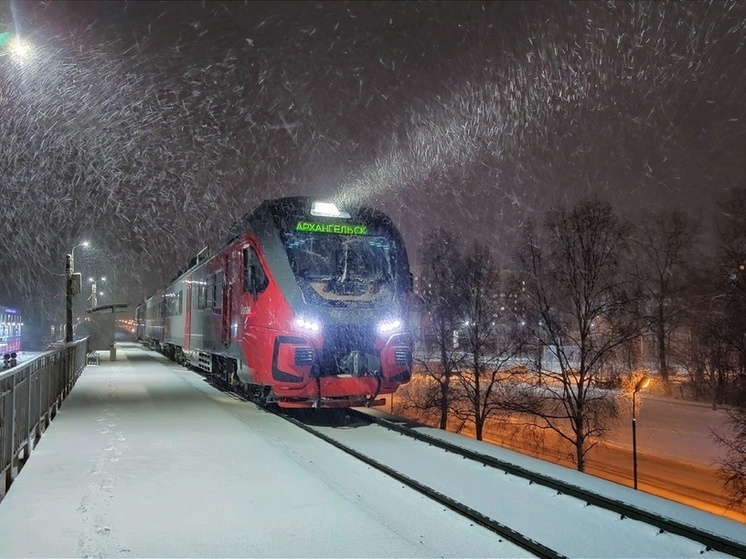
[284, 233, 397, 307]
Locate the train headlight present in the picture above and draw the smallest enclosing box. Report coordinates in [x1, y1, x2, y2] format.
[311, 201, 351, 219]
[295, 317, 321, 332]
[377, 318, 402, 334]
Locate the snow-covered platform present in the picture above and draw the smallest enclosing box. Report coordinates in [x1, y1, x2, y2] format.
[0, 343, 524, 558]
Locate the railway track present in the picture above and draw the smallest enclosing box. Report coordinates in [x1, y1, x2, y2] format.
[346, 408, 746, 558]
[279, 409, 565, 559]
[198, 369, 746, 558]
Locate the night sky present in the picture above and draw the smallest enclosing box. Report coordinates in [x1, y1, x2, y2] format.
[1, 1, 744, 321]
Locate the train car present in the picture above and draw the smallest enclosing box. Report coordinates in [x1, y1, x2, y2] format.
[141, 197, 414, 408]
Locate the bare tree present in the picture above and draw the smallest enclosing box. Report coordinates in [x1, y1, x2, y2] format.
[412, 228, 465, 429]
[681, 306, 729, 403]
[711, 188, 746, 505]
[451, 241, 527, 441]
[714, 407, 746, 509]
[516, 198, 641, 472]
[688, 189, 746, 408]
[715, 188, 746, 387]
[630, 209, 701, 390]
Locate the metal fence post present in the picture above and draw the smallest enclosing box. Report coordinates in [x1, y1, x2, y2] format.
[9, 371, 17, 485]
[26, 367, 33, 460]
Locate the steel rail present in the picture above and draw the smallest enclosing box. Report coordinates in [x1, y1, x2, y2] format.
[190, 368, 745, 558]
[201, 375, 564, 559]
[277, 410, 566, 559]
[353, 409, 746, 558]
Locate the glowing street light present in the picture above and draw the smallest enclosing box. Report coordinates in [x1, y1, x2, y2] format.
[632, 376, 651, 490]
[0, 33, 34, 63]
[70, 241, 90, 273]
[10, 37, 31, 59]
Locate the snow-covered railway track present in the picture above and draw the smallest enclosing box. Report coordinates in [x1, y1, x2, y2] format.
[349, 409, 746, 558]
[201, 370, 744, 558]
[269, 406, 743, 559]
[279, 410, 564, 559]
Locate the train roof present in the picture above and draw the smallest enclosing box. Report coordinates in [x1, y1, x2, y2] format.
[148, 196, 407, 303]
[224, 196, 394, 246]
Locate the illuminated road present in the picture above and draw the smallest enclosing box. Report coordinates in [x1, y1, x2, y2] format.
[584, 442, 745, 521]
[485, 396, 746, 524]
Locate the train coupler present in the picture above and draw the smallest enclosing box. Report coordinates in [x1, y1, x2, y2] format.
[366, 372, 382, 407]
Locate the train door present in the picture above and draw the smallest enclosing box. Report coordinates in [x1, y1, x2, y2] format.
[221, 250, 240, 347]
[241, 243, 270, 384]
[161, 293, 169, 342]
[240, 245, 270, 332]
[229, 249, 243, 342]
[208, 265, 224, 351]
[184, 273, 192, 351]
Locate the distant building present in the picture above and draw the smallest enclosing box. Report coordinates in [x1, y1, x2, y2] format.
[409, 265, 528, 347]
[0, 306, 23, 355]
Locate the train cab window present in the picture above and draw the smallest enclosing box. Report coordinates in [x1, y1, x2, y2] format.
[244, 246, 268, 295]
[178, 290, 183, 315]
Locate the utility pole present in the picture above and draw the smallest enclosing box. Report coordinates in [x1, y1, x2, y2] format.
[65, 253, 73, 343]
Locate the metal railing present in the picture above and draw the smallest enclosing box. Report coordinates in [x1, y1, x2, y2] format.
[0, 339, 87, 499]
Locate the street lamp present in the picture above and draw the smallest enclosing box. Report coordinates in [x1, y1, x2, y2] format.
[70, 241, 90, 273]
[65, 241, 89, 342]
[0, 34, 34, 63]
[632, 376, 651, 490]
[10, 37, 31, 59]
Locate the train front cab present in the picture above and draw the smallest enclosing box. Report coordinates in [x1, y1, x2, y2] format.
[235, 200, 414, 408]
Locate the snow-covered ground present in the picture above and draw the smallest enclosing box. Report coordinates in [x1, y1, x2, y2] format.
[0, 344, 743, 558]
[0, 345, 527, 558]
[313, 420, 743, 558]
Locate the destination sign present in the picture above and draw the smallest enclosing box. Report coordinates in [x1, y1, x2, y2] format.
[295, 221, 368, 235]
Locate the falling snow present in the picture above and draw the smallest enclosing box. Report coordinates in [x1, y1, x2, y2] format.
[0, 1, 744, 322]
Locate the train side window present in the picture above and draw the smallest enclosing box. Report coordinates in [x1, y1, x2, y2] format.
[207, 275, 214, 308]
[197, 282, 205, 310]
[244, 246, 268, 297]
[214, 270, 224, 310]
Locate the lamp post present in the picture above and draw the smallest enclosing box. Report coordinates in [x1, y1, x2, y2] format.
[632, 376, 651, 490]
[65, 241, 89, 342]
[65, 254, 73, 342]
[70, 241, 90, 274]
[88, 276, 106, 308]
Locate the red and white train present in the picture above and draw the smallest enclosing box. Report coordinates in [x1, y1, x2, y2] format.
[137, 197, 414, 408]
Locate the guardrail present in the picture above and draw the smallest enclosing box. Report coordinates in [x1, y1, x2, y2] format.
[0, 339, 87, 500]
